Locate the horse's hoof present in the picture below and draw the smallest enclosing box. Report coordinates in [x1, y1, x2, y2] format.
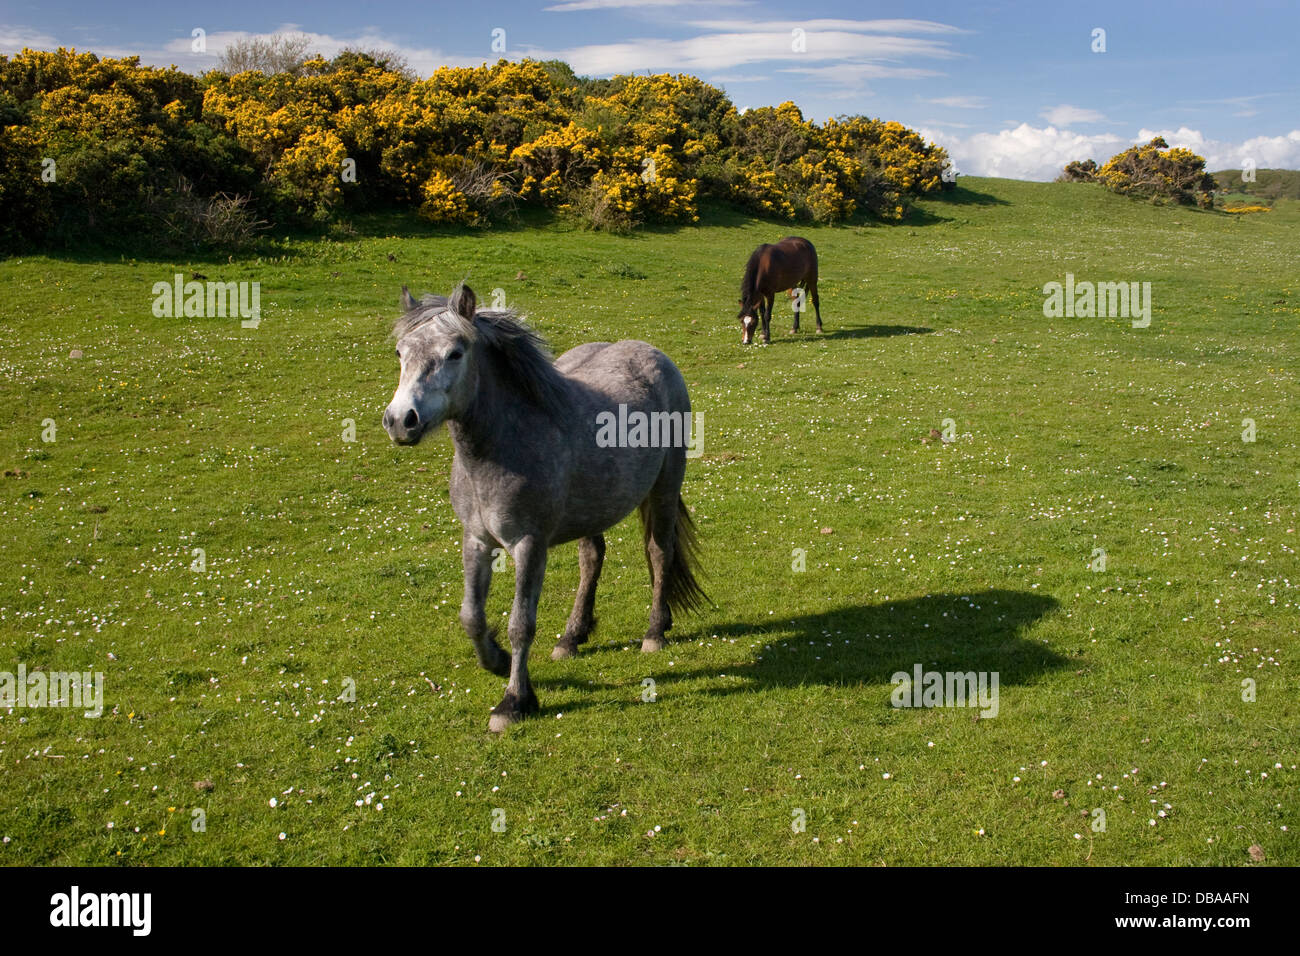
[488, 711, 517, 733]
[488, 690, 539, 733]
[488, 710, 518, 733]
[551, 641, 575, 661]
[641, 636, 666, 653]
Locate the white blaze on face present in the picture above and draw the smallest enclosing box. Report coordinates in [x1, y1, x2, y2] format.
[741, 315, 757, 343]
[390, 372, 447, 430]
[386, 340, 460, 442]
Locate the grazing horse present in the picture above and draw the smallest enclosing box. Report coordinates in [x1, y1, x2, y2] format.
[737, 236, 822, 344]
[383, 283, 707, 732]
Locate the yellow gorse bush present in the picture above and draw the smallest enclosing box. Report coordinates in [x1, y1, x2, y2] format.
[418, 169, 474, 224]
[1094, 137, 1217, 208]
[1, 47, 953, 245]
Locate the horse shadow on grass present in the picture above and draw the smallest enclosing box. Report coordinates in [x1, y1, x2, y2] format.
[537, 589, 1065, 710]
[801, 323, 932, 341]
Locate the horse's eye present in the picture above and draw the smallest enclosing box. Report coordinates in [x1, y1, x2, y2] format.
[395, 349, 401, 358]
[447, 349, 463, 361]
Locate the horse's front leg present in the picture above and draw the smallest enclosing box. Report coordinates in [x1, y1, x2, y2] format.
[460, 533, 509, 676]
[761, 294, 773, 344]
[791, 286, 801, 333]
[488, 535, 547, 732]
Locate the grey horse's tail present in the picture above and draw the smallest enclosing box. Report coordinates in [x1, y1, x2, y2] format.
[641, 495, 709, 615]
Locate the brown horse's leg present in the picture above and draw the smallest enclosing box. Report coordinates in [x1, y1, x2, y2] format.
[552, 534, 605, 660]
[792, 284, 802, 333]
[762, 293, 773, 344]
[811, 279, 823, 332]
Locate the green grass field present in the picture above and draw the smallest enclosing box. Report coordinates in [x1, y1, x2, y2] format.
[0, 177, 1296, 865]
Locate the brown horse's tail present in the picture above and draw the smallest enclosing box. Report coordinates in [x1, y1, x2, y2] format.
[639, 496, 709, 615]
[739, 248, 762, 313]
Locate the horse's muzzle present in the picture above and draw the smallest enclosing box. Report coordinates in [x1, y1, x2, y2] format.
[383, 405, 426, 445]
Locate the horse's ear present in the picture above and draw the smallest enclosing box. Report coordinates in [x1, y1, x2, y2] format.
[400, 285, 417, 312]
[449, 283, 477, 321]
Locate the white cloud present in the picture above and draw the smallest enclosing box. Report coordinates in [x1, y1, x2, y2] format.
[925, 95, 987, 109]
[1137, 127, 1300, 170]
[527, 24, 960, 75]
[0, 25, 59, 53]
[924, 122, 1300, 181]
[780, 62, 942, 81]
[921, 123, 1127, 181]
[1177, 92, 1282, 120]
[689, 18, 966, 34]
[1039, 104, 1107, 126]
[546, 0, 750, 10]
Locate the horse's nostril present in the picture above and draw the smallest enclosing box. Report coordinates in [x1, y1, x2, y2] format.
[402, 409, 419, 430]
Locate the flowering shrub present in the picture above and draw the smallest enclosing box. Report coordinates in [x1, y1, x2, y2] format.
[1093, 137, 1217, 207]
[511, 123, 602, 204]
[418, 169, 473, 224]
[1060, 159, 1098, 182]
[0, 47, 956, 247]
[272, 128, 347, 221]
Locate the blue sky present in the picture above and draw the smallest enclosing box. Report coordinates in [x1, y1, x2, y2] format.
[3, 0, 1297, 179]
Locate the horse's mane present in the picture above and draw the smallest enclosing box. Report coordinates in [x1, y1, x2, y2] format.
[393, 293, 568, 418]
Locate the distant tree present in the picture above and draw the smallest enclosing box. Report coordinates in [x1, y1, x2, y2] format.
[1095, 137, 1217, 207]
[216, 34, 312, 76]
[1059, 158, 1098, 182]
[317, 48, 417, 82]
[535, 59, 581, 91]
[735, 102, 811, 170]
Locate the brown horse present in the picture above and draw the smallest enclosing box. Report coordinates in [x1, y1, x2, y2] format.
[737, 236, 822, 344]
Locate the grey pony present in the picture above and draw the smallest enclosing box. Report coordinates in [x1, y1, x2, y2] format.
[383, 284, 707, 732]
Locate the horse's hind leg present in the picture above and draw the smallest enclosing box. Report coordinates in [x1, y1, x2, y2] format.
[640, 457, 685, 653]
[811, 279, 823, 332]
[461, 533, 509, 676]
[552, 534, 605, 660]
[792, 284, 803, 333]
[489, 535, 547, 733]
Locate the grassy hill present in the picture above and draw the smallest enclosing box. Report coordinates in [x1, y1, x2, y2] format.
[1212, 167, 1300, 202]
[0, 177, 1296, 865]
